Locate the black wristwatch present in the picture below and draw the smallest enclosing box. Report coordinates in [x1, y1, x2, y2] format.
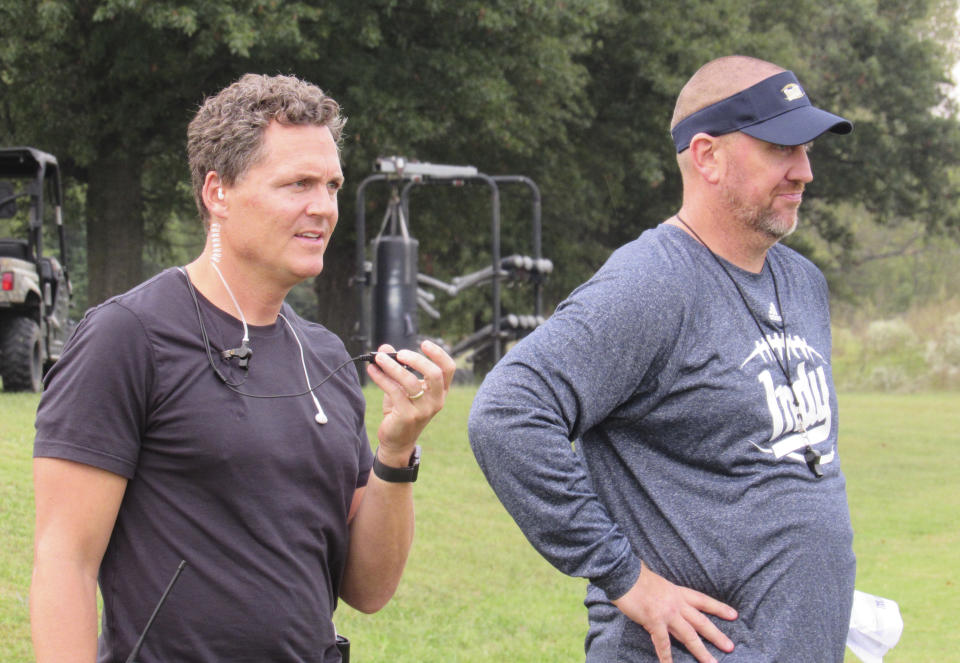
[372, 445, 421, 483]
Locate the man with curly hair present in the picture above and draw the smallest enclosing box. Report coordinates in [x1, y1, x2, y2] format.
[32, 73, 455, 662]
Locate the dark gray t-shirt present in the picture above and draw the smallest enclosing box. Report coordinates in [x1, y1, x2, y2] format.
[35, 268, 373, 663]
[469, 224, 855, 662]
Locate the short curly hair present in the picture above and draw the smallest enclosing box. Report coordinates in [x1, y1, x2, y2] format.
[187, 73, 346, 224]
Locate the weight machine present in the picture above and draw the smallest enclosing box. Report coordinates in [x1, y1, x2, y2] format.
[352, 156, 551, 376]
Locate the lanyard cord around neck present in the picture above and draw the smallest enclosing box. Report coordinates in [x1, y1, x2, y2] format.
[674, 215, 792, 388]
[673, 215, 823, 477]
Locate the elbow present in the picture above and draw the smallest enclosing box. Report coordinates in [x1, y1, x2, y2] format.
[467, 398, 502, 464]
[468, 393, 524, 477]
[350, 599, 387, 615]
[339, 564, 404, 615]
[340, 586, 395, 615]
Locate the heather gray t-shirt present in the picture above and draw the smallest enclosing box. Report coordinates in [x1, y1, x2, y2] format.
[469, 224, 855, 662]
[35, 268, 373, 663]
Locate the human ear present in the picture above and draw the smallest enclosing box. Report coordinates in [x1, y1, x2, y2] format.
[202, 172, 228, 219]
[688, 133, 724, 185]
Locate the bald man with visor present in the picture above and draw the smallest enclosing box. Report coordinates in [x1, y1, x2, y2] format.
[469, 55, 856, 663]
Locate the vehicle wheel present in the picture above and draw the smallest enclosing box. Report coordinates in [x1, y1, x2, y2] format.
[1, 316, 43, 392]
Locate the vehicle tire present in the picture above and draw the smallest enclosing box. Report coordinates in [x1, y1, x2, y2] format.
[1, 316, 43, 392]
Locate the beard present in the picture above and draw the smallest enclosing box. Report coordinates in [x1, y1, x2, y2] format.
[721, 163, 800, 241]
[725, 192, 798, 241]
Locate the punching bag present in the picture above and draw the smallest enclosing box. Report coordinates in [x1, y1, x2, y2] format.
[370, 234, 419, 351]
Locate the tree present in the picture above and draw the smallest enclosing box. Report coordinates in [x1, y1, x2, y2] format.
[0, 0, 605, 335]
[300, 0, 607, 341]
[2, 0, 957, 343]
[563, 0, 960, 301]
[0, 0, 342, 304]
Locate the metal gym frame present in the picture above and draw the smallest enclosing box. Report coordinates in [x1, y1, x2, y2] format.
[352, 156, 550, 371]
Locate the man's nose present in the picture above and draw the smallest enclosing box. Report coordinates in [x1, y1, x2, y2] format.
[307, 189, 338, 218]
[790, 147, 814, 184]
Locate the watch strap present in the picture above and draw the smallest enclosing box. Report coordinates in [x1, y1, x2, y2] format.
[372, 445, 421, 483]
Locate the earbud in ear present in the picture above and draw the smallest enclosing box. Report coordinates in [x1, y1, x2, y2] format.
[217, 188, 224, 200]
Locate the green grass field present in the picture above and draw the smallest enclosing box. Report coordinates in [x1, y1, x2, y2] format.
[1, 389, 957, 661]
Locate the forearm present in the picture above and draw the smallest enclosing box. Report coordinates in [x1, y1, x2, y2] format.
[31, 458, 127, 662]
[341, 341, 453, 612]
[340, 450, 415, 613]
[31, 556, 99, 663]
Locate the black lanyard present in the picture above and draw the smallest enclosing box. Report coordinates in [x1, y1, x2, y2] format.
[674, 217, 823, 478]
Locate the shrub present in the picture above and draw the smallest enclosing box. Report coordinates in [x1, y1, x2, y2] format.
[864, 318, 918, 356]
[926, 313, 960, 389]
[832, 318, 939, 392]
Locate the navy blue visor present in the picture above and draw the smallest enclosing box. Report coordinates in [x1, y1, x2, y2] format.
[671, 71, 852, 153]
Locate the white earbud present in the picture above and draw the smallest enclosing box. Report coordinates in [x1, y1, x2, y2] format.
[217, 187, 224, 200]
[309, 371, 328, 424]
[277, 313, 328, 426]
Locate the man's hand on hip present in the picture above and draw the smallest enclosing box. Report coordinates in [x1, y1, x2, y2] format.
[611, 561, 738, 663]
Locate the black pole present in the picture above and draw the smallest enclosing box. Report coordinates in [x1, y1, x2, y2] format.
[354, 174, 388, 358]
[399, 174, 501, 362]
[125, 560, 187, 663]
[492, 175, 542, 317]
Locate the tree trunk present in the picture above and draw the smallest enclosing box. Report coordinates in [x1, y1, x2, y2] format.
[86, 151, 144, 306]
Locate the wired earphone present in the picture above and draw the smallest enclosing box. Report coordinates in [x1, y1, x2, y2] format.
[179, 222, 393, 425]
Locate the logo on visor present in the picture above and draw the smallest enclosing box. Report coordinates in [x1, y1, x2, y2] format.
[781, 83, 805, 102]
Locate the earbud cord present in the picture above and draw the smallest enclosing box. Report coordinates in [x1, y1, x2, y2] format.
[278, 312, 328, 424]
[208, 251, 250, 348]
[177, 266, 242, 387]
[210, 260, 249, 346]
[178, 266, 376, 399]
[210, 248, 323, 419]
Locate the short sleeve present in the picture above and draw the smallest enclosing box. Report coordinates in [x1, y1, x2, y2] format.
[34, 302, 155, 478]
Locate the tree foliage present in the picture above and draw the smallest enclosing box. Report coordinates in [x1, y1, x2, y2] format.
[564, 0, 960, 292]
[0, 0, 957, 345]
[0, 0, 338, 303]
